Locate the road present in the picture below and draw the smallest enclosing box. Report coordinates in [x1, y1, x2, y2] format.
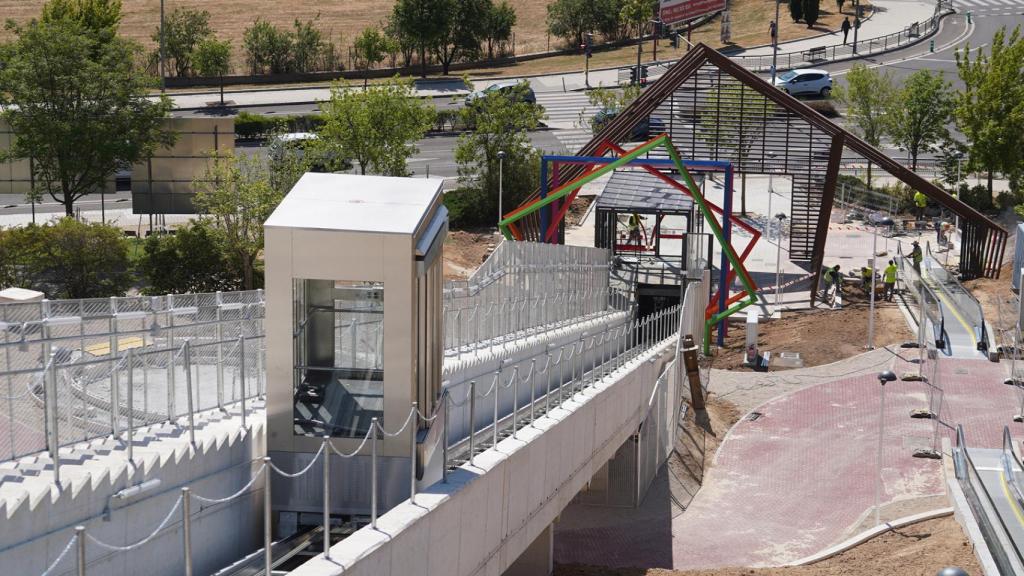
[2, 6, 1019, 221]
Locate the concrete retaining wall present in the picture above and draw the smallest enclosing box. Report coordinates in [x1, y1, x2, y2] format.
[289, 338, 677, 576]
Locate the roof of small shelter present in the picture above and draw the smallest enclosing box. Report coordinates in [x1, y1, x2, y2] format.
[596, 170, 698, 214]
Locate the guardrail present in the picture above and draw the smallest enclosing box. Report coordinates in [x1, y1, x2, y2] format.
[923, 242, 989, 351]
[729, 1, 952, 73]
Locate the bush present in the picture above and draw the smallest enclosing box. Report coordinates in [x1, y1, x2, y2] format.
[139, 220, 244, 294]
[234, 112, 325, 141]
[805, 99, 839, 118]
[959, 183, 993, 213]
[996, 189, 1023, 212]
[0, 218, 132, 298]
[444, 187, 490, 228]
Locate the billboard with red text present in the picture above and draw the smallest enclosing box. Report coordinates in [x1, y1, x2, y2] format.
[660, 0, 727, 25]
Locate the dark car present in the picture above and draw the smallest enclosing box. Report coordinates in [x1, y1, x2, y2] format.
[591, 109, 667, 141]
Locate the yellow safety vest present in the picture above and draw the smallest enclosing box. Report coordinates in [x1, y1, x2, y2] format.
[884, 265, 897, 283]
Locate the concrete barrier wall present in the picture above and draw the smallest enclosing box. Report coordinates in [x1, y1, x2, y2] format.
[0, 414, 266, 576]
[289, 338, 677, 576]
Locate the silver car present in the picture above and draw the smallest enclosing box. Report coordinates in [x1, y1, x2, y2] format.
[774, 69, 833, 97]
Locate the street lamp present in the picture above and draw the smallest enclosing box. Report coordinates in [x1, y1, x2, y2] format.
[497, 150, 506, 227]
[159, 0, 166, 92]
[774, 212, 787, 311]
[875, 369, 897, 526]
[867, 213, 894, 350]
[765, 151, 778, 241]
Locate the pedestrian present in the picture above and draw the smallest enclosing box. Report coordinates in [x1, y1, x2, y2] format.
[627, 213, 642, 246]
[769, 20, 777, 43]
[861, 265, 873, 294]
[934, 218, 945, 245]
[883, 259, 898, 301]
[841, 17, 851, 44]
[913, 190, 928, 221]
[911, 241, 923, 273]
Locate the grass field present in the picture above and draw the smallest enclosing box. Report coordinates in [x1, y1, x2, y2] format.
[0, 0, 857, 77]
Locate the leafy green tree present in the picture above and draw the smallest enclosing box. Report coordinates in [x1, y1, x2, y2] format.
[40, 0, 121, 44]
[318, 78, 436, 176]
[789, 0, 803, 22]
[435, 0, 490, 75]
[955, 26, 1024, 197]
[579, 83, 641, 130]
[193, 38, 232, 104]
[886, 70, 954, 171]
[620, 0, 656, 40]
[834, 63, 894, 186]
[192, 153, 282, 290]
[0, 18, 174, 217]
[243, 18, 293, 74]
[547, 0, 601, 48]
[483, 1, 516, 59]
[140, 220, 244, 294]
[391, 0, 454, 77]
[154, 7, 212, 77]
[353, 27, 394, 86]
[291, 17, 330, 73]
[936, 137, 969, 190]
[836, 0, 846, 13]
[802, 0, 820, 27]
[454, 85, 544, 227]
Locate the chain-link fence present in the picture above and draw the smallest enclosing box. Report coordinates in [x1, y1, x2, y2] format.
[0, 290, 264, 464]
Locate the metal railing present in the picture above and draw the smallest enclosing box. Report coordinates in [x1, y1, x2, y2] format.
[923, 242, 989, 351]
[896, 241, 946, 349]
[1, 290, 265, 464]
[729, 1, 951, 73]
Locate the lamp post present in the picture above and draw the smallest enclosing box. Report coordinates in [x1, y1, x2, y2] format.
[852, 0, 861, 54]
[875, 370, 897, 526]
[766, 151, 778, 241]
[775, 213, 787, 311]
[651, 18, 662, 62]
[867, 214, 894, 350]
[497, 150, 506, 227]
[159, 0, 166, 92]
[770, 0, 781, 84]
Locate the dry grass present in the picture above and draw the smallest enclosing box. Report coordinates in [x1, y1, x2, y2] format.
[1, 0, 861, 79]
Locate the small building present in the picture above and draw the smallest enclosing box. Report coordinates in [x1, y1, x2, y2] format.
[264, 173, 447, 518]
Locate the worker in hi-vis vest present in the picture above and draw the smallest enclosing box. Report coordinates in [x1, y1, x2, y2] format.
[883, 260, 898, 301]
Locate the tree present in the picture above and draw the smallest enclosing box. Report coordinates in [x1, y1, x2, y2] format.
[192, 153, 282, 290]
[318, 78, 435, 176]
[547, 0, 600, 48]
[886, 70, 954, 171]
[836, 0, 845, 13]
[193, 38, 232, 105]
[789, 0, 803, 22]
[140, 220, 244, 294]
[435, 0, 490, 75]
[41, 0, 121, 44]
[483, 1, 516, 60]
[0, 18, 175, 217]
[802, 0, 820, 27]
[291, 17, 330, 73]
[834, 63, 894, 186]
[955, 26, 1024, 197]
[579, 83, 642, 130]
[621, 0, 657, 59]
[454, 85, 544, 227]
[936, 137, 969, 190]
[243, 18, 293, 74]
[353, 27, 393, 87]
[155, 7, 212, 77]
[391, 0, 454, 77]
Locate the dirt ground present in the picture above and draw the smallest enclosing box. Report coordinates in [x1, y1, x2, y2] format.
[712, 288, 915, 370]
[964, 260, 1016, 335]
[554, 516, 981, 576]
[443, 229, 501, 280]
[1, 0, 859, 78]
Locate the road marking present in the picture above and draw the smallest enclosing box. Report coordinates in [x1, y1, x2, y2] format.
[830, 19, 978, 78]
[1000, 471, 1024, 528]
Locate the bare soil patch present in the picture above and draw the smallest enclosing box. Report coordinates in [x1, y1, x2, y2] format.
[712, 289, 914, 370]
[963, 261, 1016, 334]
[1, 0, 859, 78]
[554, 515, 981, 576]
[443, 229, 500, 280]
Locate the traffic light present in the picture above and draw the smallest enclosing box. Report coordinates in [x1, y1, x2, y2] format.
[640, 65, 649, 86]
[629, 67, 638, 85]
[585, 33, 593, 58]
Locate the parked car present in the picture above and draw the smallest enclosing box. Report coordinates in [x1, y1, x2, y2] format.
[591, 109, 667, 141]
[773, 69, 833, 97]
[268, 132, 337, 172]
[464, 80, 537, 107]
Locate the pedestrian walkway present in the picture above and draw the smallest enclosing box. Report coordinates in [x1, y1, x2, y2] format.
[554, 349, 1016, 570]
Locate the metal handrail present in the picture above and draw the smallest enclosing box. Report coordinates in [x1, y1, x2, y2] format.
[924, 241, 989, 351]
[897, 241, 946, 347]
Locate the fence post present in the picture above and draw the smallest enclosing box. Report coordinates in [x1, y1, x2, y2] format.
[529, 359, 537, 424]
[442, 392, 450, 483]
[182, 487, 193, 576]
[322, 435, 331, 559]
[511, 366, 519, 438]
[239, 336, 247, 429]
[410, 403, 418, 503]
[126, 349, 134, 464]
[370, 418, 379, 529]
[75, 525, 86, 576]
[184, 341, 196, 447]
[492, 369, 500, 447]
[216, 292, 224, 410]
[263, 457, 272, 576]
[45, 352, 61, 486]
[468, 382, 477, 467]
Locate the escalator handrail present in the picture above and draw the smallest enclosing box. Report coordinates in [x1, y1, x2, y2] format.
[924, 241, 989, 350]
[897, 241, 946, 347]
